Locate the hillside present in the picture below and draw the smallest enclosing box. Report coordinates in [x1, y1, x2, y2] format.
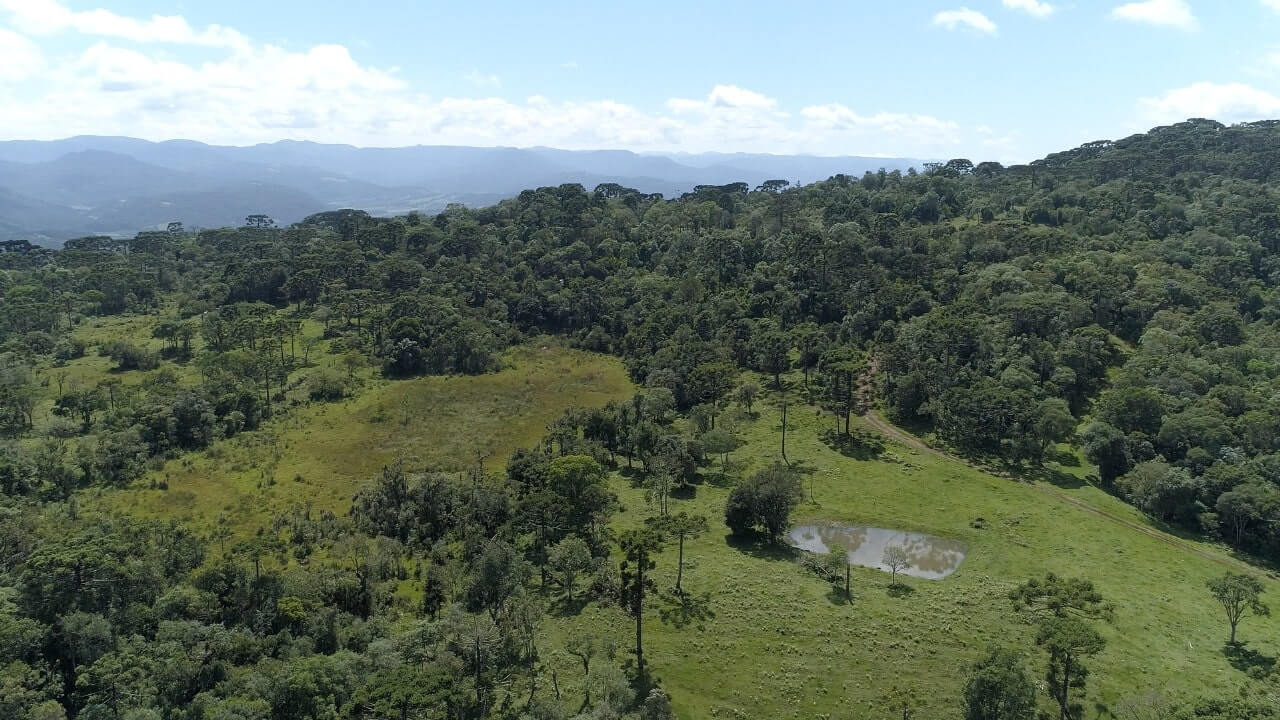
[4, 119, 1280, 719]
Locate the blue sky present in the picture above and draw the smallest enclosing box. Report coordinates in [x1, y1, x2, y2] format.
[2, 0, 1280, 161]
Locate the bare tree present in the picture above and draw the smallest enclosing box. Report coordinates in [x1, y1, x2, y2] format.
[883, 545, 910, 586]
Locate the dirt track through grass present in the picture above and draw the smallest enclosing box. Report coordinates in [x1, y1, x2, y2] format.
[861, 411, 1260, 576]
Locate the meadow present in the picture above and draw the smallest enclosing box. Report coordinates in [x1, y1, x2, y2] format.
[44, 312, 1280, 718]
[542, 390, 1278, 719]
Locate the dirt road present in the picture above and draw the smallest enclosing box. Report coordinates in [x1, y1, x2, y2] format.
[861, 411, 1261, 575]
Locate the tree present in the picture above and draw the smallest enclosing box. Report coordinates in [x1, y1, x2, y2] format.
[546, 455, 616, 543]
[701, 428, 739, 477]
[244, 214, 275, 229]
[724, 464, 802, 541]
[349, 664, 466, 720]
[1037, 616, 1105, 720]
[1215, 482, 1280, 547]
[548, 536, 592, 601]
[752, 329, 792, 387]
[1081, 422, 1131, 485]
[792, 322, 826, 395]
[963, 647, 1037, 720]
[822, 543, 852, 603]
[735, 382, 760, 416]
[688, 362, 737, 420]
[651, 512, 708, 594]
[1115, 461, 1197, 523]
[55, 388, 104, 433]
[565, 631, 597, 707]
[643, 466, 677, 517]
[421, 564, 446, 619]
[819, 345, 864, 435]
[1207, 572, 1268, 644]
[642, 688, 677, 720]
[1032, 398, 1076, 460]
[1010, 574, 1111, 720]
[882, 545, 910, 586]
[619, 527, 664, 677]
[465, 540, 528, 621]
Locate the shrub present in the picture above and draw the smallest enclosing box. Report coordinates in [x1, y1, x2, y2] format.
[306, 369, 350, 402]
[724, 464, 803, 540]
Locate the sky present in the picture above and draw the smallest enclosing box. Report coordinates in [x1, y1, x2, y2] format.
[2, 0, 1280, 162]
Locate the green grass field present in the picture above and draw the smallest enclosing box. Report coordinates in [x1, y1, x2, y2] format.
[539, 386, 1278, 719]
[48, 312, 1277, 717]
[94, 342, 635, 536]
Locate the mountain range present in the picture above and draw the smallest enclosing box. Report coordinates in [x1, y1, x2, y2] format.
[0, 136, 919, 245]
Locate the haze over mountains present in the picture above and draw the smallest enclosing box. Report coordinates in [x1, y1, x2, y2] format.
[0, 137, 920, 245]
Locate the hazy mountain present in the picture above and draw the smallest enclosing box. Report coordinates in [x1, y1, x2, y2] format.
[0, 136, 920, 244]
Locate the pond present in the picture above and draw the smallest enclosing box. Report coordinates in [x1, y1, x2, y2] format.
[788, 524, 968, 580]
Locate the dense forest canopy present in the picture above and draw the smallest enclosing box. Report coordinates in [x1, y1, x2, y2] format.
[3, 118, 1280, 718]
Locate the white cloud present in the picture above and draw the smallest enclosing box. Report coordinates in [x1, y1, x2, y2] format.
[0, 3, 1013, 159]
[932, 8, 999, 34]
[0, 0, 249, 48]
[463, 70, 501, 88]
[1003, 0, 1056, 18]
[1139, 82, 1280, 124]
[1111, 0, 1198, 31]
[801, 105, 960, 147]
[1263, 0, 1280, 13]
[0, 28, 44, 83]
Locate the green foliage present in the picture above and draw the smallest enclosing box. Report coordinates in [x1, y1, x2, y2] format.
[724, 464, 802, 540]
[7, 120, 1280, 718]
[1207, 572, 1269, 643]
[304, 368, 350, 402]
[547, 535, 592, 600]
[962, 647, 1037, 720]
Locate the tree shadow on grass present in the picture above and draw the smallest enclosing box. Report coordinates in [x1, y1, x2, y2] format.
[825, 586, 854, 606]
[1223, 642, 1276, 675]
[725, 533, 799, 562]
[1015, 464, 1088, 490]
[788, 459, 819, 477]
[619, 657, 656, 701]
[819, 429, 885, 461]
[671, 484, 698, 501]
[886, 583, 916, 598]
[706, 461, 744, 488]
[549, 594, 590, 618]
[657, 589, 715, 630]
[1048, 448, 1081, 467]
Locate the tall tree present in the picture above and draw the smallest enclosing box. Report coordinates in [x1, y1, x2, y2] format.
[1207, 572, 1268, 644]
[650, 512, 708, 594]
[1010, 574, 1111, 720]
[619, 527, 664, 678]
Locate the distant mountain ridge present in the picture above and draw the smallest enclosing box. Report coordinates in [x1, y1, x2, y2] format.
[0, 136, 920, 245]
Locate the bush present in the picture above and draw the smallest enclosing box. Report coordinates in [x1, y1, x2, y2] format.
[306, 369, 351, 402]
[23, 331, 56, 355]
[53, 338, 87, 361]
[724, 464, 803, 540]
[102, 340, 160, 371]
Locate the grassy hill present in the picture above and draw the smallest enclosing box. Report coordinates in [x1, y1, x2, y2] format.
[43, 309, 1274, 717]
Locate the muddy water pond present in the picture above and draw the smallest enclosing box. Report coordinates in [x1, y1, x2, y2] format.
[788, 524, 968, 580]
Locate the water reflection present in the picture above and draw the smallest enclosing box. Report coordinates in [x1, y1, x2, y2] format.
[788, 524, 967, 580]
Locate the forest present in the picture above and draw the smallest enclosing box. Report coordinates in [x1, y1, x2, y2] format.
[3, 118, 1280, 719]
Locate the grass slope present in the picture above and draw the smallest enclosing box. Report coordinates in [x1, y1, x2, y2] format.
[53, 315, 1276, 717]
[92, 342, 634, 537]
[541, 385, 1279, 719]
